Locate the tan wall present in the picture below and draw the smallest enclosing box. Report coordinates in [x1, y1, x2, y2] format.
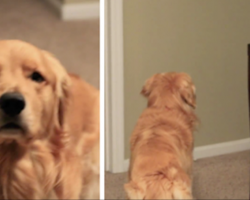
[63, 0, 99, 4]
[124, 0, 250, 159]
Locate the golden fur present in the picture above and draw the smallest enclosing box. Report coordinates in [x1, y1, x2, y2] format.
[124, 72, 198, 199]
[0, 40, 99, 199]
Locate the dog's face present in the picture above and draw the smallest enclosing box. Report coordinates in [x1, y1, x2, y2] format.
[0, 40, 69, 142]
[141, 72, 196, 111]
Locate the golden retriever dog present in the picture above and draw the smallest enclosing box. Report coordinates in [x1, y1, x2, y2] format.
[124, 72, 198, 199]
[0, 40, 99, 199]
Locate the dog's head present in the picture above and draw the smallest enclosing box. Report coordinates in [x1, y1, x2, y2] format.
[141, 72, 196, 111]
[0, 40, 70, 143]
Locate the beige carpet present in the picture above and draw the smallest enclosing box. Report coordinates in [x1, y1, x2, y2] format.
[105, 150, 250, 199]
[0, 0, 99, 88]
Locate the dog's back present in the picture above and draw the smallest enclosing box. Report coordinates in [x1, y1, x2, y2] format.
[125, 110, 194, 199]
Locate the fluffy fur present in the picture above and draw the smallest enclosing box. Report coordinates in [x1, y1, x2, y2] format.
[0, 40, 99, 199]
[124, 72, 198, 199]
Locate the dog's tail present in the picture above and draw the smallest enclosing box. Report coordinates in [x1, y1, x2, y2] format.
[172, 181, 193, 199]
[124, 168, 193, 199]
[124, 181, 146, 200]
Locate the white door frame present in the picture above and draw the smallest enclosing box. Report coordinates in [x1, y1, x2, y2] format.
[105, 0, 125, 173]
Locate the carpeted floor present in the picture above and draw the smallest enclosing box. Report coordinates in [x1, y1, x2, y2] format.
[105, 150, 250, 199]
[0, 0, 99, 88]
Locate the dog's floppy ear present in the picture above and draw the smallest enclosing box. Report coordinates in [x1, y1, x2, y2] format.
[42, 51, 71, 100]
[178, 76, 196, 109]
[42, 51, 71, 142]
[141, 74, 158, 97]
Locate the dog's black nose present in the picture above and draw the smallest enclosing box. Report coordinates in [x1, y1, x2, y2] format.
[0, 93, 25, 117]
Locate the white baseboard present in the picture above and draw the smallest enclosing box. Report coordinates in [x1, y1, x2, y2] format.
[193, 138, 250, 160]
[123, 138, 250, 172]
[62, 2, 99, 20]
[45, 0, 99, 21]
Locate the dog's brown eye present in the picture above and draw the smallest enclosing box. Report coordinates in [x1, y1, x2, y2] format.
[30, 72, 44, 83]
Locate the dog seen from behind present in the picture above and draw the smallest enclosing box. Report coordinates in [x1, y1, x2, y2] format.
[0, 40, 99, 199]
[124, 72, 198, 199]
